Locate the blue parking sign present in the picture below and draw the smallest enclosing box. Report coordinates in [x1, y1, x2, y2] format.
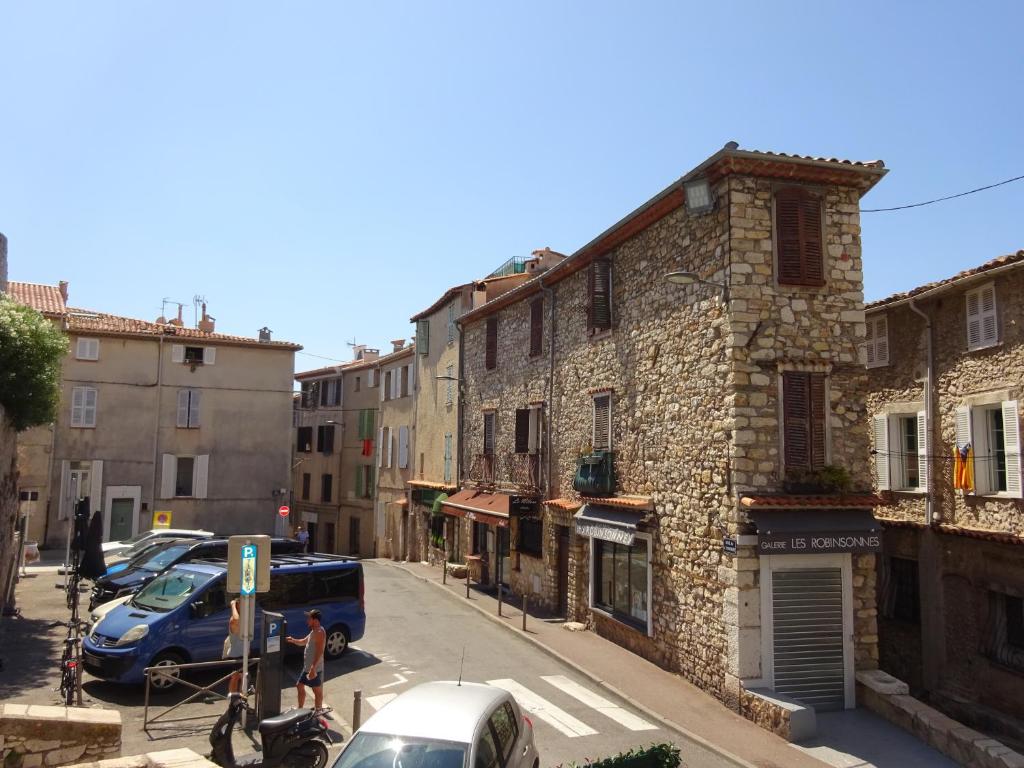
[240, 544, 257, 595]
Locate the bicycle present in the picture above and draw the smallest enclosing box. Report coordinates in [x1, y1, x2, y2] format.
[58, 633, 81, 706]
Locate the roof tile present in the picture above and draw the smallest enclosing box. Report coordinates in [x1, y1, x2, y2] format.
[867, 249, 1024, 309]
[7, 281, 66, 315]
[740, 494, 884, 509]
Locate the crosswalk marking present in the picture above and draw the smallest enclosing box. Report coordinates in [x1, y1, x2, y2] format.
[366, 693, 397, 711]
[487, 679, 597, 738]
[540, 675, 657, 731]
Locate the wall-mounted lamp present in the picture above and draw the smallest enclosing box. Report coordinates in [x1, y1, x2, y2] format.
[683, 178, 714, 215]
[664, 271, 729, 302]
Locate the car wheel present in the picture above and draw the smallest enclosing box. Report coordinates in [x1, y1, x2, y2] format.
[149, 651, 185, 690]
[324, 625, 349, 659]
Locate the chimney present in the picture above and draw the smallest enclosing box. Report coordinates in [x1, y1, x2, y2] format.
[528, 247, 566, 274]
[360, 347, 380, 362]
[166, 304, 185, 327]
[258, 327, 272, 343]
[198, 302, 216, 333]
[391, 339, 406, 353]
[58, 280, 69, 302]
[156, 315, 167, 324]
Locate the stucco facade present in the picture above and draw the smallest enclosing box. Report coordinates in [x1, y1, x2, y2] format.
[866, 251, 1024, 747]
[375, 343, 416, 560]
[453, 145, 888, 730]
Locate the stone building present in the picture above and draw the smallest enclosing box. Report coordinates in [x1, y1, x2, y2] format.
[375, 341, 416, 559]
[10, 280, 300, 547]
[865, 250, 1024, 748]
[451, 143, 889, 729]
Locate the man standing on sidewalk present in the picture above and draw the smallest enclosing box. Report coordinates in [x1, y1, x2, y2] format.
[287, 608, 326, 711]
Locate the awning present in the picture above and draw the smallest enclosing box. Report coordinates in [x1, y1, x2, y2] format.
[430, 493, 449, 516]
[574, 504, 642, 546]
[748, 509, 881, 555]
[441, 489, 510, 528]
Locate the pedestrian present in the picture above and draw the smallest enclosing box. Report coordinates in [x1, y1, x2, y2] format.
[223, 598, 244, 694]
[287, 608, 326, 712]
[296, 525, 309, 552]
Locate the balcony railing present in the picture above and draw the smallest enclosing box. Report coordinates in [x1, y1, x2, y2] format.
[505, 453, 540, 491]
[468, 454, 495, 485]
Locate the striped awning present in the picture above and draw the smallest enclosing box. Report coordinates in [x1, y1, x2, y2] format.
[574, 504, 642, 546]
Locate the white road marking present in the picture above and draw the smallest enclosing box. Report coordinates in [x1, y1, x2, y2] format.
[379, 673, 409, 689]
[487, 679, 597, 738]
[366, 693, 397, 711]
[541, 675, 657, 731]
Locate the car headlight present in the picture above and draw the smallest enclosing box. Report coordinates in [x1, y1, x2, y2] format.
[115, 624, 149, 647]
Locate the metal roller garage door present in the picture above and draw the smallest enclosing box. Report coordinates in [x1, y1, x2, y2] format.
[772, 567, 846, 710]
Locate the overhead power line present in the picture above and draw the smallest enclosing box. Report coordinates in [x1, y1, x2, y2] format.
[863, 173, 1024, 212]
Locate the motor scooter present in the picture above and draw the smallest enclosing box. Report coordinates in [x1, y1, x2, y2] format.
[210, 693, 332, 768]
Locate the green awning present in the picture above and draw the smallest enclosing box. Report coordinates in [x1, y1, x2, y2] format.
[431, 493, 449, 516]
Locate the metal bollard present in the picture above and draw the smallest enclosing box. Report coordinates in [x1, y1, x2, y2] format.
[442, 560, 447, 585]
[353, 689, 362, 730]
[466, 568, 470, 598]
[497, 583, 502, 617]
[522, 594, 528, 632]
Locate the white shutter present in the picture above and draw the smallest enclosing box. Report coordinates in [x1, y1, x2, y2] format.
[369, 368, 377, 388]
[189, 390, 201, 427]
[979, 285, 998, 347]
[194, 454, 210, 499]
[873, 414, 890, 491]
[444, 434, 452, 483]
[528, 408, 541, 454]
[409, 363, 416, 392]
[177, 390, 190, 427]
[59, 460, 71, 519]
[917, 411, 928, 492]
[84, 388, 97, 426]
[381, 372, 386, 401]
[204, 347, 216, 365]
[955, 405, 974, 495]
[1002, 400, 1022, 498]
[378, 428, 384, 467]
[171, 344, 185, 363]
[874, 316, 889, 366]
[386, 427, 394, 468]
[161, 454, 177, 499]
[89, 460, 103, 514]
[392, 369, 399, 400]
[864, 320, 875, 366]
[71, 387, 84, 426]
[398, 426, 409, 469]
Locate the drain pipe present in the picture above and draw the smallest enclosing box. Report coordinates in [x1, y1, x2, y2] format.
[540, 277, 556, 498]
[908, 297, 935, 525]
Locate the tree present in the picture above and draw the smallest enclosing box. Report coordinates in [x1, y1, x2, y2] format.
[0, 296, 67, 431]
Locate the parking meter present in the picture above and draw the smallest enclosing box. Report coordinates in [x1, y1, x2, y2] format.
[258, 611, 286, 720]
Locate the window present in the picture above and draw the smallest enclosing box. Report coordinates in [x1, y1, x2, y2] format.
[865, 314, 889, 368]
[76, 338, 99, 360]
[488, 703, 519, 765]
[474, 724, 499, 768]
[176, 457, 195, 497]
[176, 389, 201, 428]
[184, 346, 205, 364]
[518, 518, 542, 557]
[472, 521, 488, 555]
[881, 556, 919, 624]
[416, 319, 429, 355]
[400, 365, 410, 397]
[383, 371, 392, 401]
[368, 368, 378, 388]
[986, 591, 1024, 672]
[355, 376, 361, 392]
[314, 568, 360, 602]
[966, 282, 998, 351]
[514, 409, 531, 454]
[398, 426, 410, 469]
[296, 426, 313, 453]
[358, 409, 375, 440]
[71, 387, 98, 427]
[448, 302, 457, 344]
[483, 413, 495, 456]
[529, 298, 543, 356]
[321, 379, 340, 407]
[321, 474, 333, 503]
[485, 318, 498, 370]
[958, 401, 1022, 496]
[354, 465, 374, 499]
[592, 394, 611, 452]
[302, 473, 311, 501]
[783, 372, 827, 472]
[592, 537, 650, 630]
[444, 433, 453, 484]
[775, 187, 824, 286]
[872, 412, 926, 492]
[587, 259, 612, 333]
[317, 424, 335, 454]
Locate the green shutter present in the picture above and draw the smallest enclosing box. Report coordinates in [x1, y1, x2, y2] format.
[417, 320, 429, 355]
[355, 466, 363, 498]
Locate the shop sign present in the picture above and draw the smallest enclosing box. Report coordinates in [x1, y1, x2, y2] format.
[722, 536, 737, 555]
[510, 496, 539, 517]
[758, 530, 881, 555]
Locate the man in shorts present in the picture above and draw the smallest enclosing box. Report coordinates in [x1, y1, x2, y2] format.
[287, 608, 326, 711]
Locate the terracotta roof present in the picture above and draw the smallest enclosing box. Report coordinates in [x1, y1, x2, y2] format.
[7, 281, 66, 315]
[721, 148, 884, 170]
[376, 344, 416, 365]
[64, 308, 302, 350]
[545, 498, 581, 511]
[867, 250, 1024, 310]
[582, 495, 653, 511]
[410, 283, 472, 322]
[296, 364, 346, 380]
[408, 480, 458, 491]
[740, 494, 885, 509]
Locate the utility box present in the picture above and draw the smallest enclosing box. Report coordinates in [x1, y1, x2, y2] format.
[258, 611, 286, 720]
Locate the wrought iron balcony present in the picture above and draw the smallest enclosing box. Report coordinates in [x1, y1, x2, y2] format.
[468, 453, 495, 485]
[505, 453, 540, 491]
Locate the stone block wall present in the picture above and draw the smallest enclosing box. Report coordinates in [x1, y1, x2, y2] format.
[67, 748, 217, 768]
[0, 405, 19, 613]
[0, 704, 121, 768]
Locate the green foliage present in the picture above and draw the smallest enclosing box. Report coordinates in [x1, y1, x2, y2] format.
[784, 464, 852, 494]
[0, 295, 67, 431]
[561, 743, 682, 768]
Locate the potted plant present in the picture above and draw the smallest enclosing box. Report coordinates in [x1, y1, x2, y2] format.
[783, 465, 851, 495]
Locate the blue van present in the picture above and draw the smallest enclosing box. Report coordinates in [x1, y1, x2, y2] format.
[82, 554, 364, 687]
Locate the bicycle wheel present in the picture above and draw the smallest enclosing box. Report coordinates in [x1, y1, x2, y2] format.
[59, 659, 77, 706]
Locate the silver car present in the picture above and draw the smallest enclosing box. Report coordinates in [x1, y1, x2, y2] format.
[331, 681, 539, 768]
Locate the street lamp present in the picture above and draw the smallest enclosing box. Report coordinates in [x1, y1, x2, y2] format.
[664, 271, 730, 302]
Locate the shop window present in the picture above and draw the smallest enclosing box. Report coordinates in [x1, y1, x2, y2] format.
[472, 521, 488, 555]
[592, 537, 650, 631]
[517, 518, 543, 558]
[880, 556, 920, 624]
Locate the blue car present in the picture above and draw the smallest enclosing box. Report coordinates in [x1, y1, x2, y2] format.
[83, 554, 365, 688]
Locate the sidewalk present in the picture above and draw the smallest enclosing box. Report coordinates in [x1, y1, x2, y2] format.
[387, 559, 956, 768]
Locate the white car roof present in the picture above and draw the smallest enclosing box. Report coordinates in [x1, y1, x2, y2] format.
[356, 682, 510, 744]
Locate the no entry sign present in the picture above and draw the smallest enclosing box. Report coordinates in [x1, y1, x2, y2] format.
[278, 505, 290, 517]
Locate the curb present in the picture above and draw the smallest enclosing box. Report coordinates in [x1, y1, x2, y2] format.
[384, 560, 760, 768]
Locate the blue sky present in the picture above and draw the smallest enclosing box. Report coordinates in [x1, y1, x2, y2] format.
[3, 2, 1022, 367]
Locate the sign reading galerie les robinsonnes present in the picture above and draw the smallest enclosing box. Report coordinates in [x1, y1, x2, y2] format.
[758, 530, 881, 555]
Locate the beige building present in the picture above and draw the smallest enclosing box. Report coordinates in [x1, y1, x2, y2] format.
[865, 250, 1024, 747]
[452, 144, 889, 731]
[10, 281, 300, 548]
[375, 342, 416, 559]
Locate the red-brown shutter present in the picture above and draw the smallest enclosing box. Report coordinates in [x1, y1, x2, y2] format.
[530, 298, 543, 356]
[588, 260, 612, 332]
[776, 188, 824, 286]
[783, 372, 810, 470]
[514, 409, 531, 454]
[809, 373, 826, 470]
[485, 318, 498, 370]
[483, 413, 495, 455]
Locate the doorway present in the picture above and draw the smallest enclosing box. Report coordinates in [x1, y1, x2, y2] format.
[103, 486, 140, 542]
[323, 522, 336, 554]
[349, 516, 361, 556]
[556, 525, 570, 616]
[307, 522, 318, 553]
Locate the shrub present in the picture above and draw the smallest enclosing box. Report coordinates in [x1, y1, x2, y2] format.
[563, 743, 682, 768]
[0, 296, 67, 430]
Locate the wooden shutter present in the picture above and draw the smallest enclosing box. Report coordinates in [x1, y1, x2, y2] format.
[530, 298, 543, 356]
[873, 415, 890, 490]
[322, 473, 333, 502]
[378, 427, 385, 467]
[89, 460, 103, 513]
[398, 426, 409, 469]
[783, 373, 810, 470]
[188, 390, 201, 427]
[386, 427, 394, 467]
[485, 318, 498, 370]
[417, 320, 429, 354]
[810, 375, 826, 470]
[514, 409, 531, 454]
[448, 303, 456, 343]
[171, 344, 185, 363]
[593, 395, 611, 451]
[874, 316, 889, 365]
[71, 387, 84, 426]
[1003, 400, 1022, 498]
[195, 455, 209, 498]
[917, 411, 929, 492]
[966, 283, 998, 350]
[483, 413, 495, 456]
[355, 466, 363, 498]
[302, 473, 311, 500]
[528, 408, 541, 454]
[444, 434, 452, 483]
[588, 260, 612, 332]
[160, 454, 176, 499]
[178, 389, 190, 427]
[776, 188, 824, 286]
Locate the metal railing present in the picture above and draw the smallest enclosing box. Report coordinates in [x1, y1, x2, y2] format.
[468, 454, 495, 485]
[142, 657, 260, 733]
[504, 453, 540, 490]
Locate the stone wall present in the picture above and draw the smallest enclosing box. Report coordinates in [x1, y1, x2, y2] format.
[0, 704, 121, 767]
[68, 748, 216, 768]
[0, 405, 19, 613]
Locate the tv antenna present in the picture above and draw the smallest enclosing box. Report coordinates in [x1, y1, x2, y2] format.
[161, 298, 184, 323]
[457, 644, 466, 686]
[192, 295, 207, 328]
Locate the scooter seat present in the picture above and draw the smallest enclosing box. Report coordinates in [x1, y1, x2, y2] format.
[259, 708, 313, 737]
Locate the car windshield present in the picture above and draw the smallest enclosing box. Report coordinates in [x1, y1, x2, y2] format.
[118, 531, 152, 547]
[138, 544, 191, 572]
[125, 538, 174, 559]
[132, 570, 215, 612]
[332, 734, 467, 768]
